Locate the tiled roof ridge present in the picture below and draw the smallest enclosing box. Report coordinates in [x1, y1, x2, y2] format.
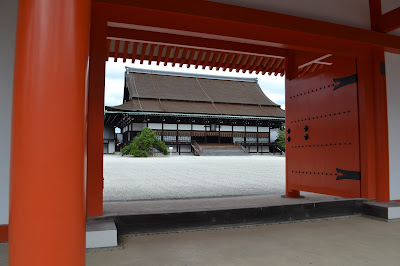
[126, 67, 258, 83]
[128, 96, 280, 107]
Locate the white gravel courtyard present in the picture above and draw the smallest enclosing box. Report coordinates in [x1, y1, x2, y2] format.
[103, 154, 285, 201]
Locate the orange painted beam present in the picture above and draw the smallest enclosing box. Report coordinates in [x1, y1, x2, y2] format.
[208, 52, 220, 70]
[97, 0, 400, 55]
[186, 49, 198, 68]
[235, 54, 248, 72]
[369, 0, 382, 31]
[180, 48, 190, 67]
[172, 47, 183, 66]
[106, 39, 111, 60]
[248, 56, 263, 73]
[164, 46, 172, 66]
[139, 42, 148, 64]
[263, 58, 277, 75]
[216, 53, 228, 70]
[108, 27, 286, 58]
[0, 225, 7, 242]
[113, 40, 120, 62]
[241, 55, 255, 73]
[148, 43, 156, 64]
[10, 0, 90, 264]
[194, 50, 205, 69]
[87, 4, 107, 218]
[122, 41, 129, 62]
[255, 58, 269, 74]
[378, 7, 400, 33]
[202, 51, 213, 69]
[131, 42, 139, 62]
[156, 44, 165, 65]
[226, 54, 238, 72]
[275, 59, 285, 76]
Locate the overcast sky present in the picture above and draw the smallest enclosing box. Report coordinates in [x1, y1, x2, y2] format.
[105, 59, 286, 109]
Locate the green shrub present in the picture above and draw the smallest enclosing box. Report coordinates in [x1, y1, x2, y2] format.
[276, 125, 286, 151]
[121, 127, 169, 157]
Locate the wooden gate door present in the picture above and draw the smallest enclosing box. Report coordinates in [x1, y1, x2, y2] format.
[286, 56, 361, 198]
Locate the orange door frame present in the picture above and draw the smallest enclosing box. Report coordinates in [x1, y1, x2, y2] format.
[87, 1, 399, 216]
[87, 4, 108, 217]
[9, 0, 90, 265]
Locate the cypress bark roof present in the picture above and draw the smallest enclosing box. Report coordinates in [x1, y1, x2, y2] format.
[106, 70, 285, 118]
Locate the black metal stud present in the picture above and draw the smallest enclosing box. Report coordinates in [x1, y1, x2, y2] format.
[287, 136, 291, 142]
[287, 128, 291, 134]
[304, 125, 309, 131]
[304, 134, 309, 140]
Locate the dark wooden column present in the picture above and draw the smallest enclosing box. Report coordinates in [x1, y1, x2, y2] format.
[218, 122, 221, 144]
[190, 121, 193, 152]
[256, 122, 259, 153]
[161, 121, 164, 141]
[268, 126, 271, 152]
[244, 122, 247, 146]
[231, 122, 234, 144]
[176, 121, 180, 155]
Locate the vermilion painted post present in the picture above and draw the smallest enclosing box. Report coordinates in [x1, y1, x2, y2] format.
[9, 0, 90, 265]
[372, 49, 390, 202]
[285, 51, 301, 198]
[87, 4, 107, 217]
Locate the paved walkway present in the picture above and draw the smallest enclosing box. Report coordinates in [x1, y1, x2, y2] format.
[85, 216, 400, 266]
[1, 216, 399, 265]
[104, 154, 285, 201]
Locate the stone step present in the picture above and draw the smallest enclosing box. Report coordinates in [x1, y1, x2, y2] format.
[201, 148, 248, 156]
[86, 221, 118, 249]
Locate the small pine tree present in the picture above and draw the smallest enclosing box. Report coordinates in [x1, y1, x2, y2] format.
[121, 127, 169, 157]
[276, 125, 286, 151]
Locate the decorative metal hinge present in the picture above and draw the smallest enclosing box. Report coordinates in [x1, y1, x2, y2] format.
[333, 74, 358, 91]
[336, 168, 361, 181]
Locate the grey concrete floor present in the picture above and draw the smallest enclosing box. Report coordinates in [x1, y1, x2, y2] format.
[103, 154, 285, 201]
[84, 216, 400, 266]
[1, 217, 399, 265]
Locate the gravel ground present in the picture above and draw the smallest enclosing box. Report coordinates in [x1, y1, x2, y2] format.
[103, 154, 285, 201]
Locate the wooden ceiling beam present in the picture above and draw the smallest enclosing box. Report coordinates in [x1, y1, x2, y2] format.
[122, 41, 129, 62]
[156, 44, 165, 65]
[113, 40, 120, 62]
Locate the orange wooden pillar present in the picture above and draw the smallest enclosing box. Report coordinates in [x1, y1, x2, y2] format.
[372, 49, 390, 202]
[357, 49, 390, 201]
[284, 51, 300, 198]
[9, 0, 90, 265]
[87, 4, 107, 217]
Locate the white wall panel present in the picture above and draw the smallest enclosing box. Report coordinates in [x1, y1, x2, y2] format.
[211, 0, 371, 29]
[385, 52, 400, 200]
[270, 128, 279, 142]
[220, 125, 233, 132]
[163, 123, 178, 130]
[245, 126, 257, 132]
[148, 123, 162, 130]
[179, 145, 192, 153]
[193, 125, 206, 131]
[178, 124, 191, 130]
[108, 141, 115, 154]
[233, 126, 245, 131]
[0, 0, 18, 225]
[131, 123, 146, 131]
